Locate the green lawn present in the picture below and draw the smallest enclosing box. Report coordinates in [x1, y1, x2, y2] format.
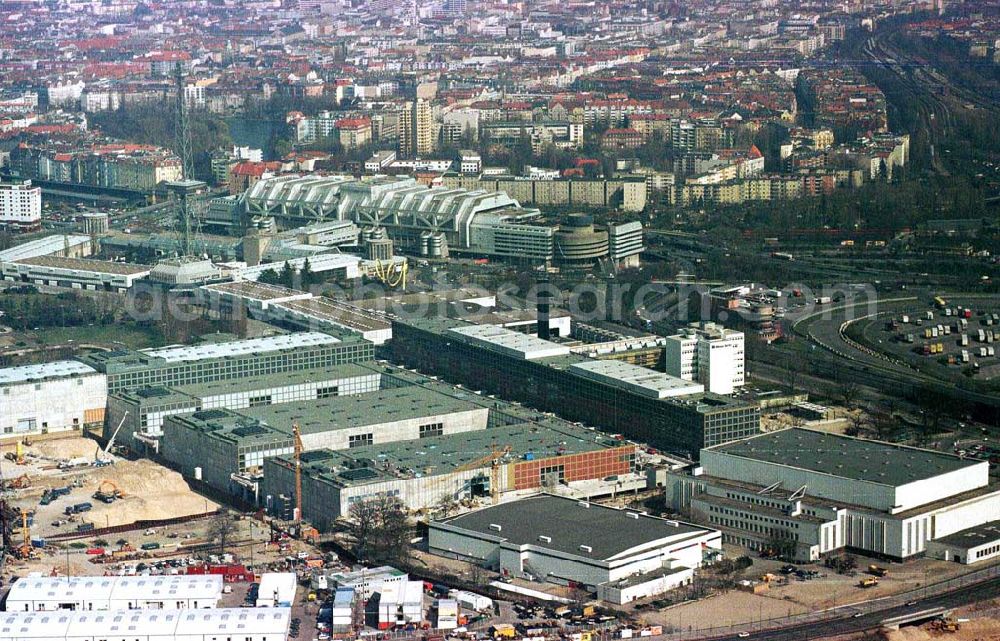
[30, 323, 163, 349]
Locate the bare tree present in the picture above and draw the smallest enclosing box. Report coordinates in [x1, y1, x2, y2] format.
[207, 509, 238, 554]
[838, 381, 861, 409]
[346, 495, 410, 562]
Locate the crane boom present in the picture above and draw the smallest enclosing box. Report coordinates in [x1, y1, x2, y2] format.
[104, 411, 129, 456]
[292, 423, 303, 523]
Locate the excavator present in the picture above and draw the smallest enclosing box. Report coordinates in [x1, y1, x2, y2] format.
[2, 474, 30, 491]
[93, 480, 124, 504]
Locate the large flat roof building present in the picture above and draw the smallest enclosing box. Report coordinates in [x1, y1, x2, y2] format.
[0, 360, 106, 438]
[666, 428, 1000, 562]
[430, 494, 720, 604]
[262, 421, 635, 530]
[107, 363, 383, 453]
[80, 331, 373, 395]
[390, 318, 760, 458]
[161, 362, 639, 518]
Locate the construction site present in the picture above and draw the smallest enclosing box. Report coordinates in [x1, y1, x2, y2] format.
[0, 434, 222, 573]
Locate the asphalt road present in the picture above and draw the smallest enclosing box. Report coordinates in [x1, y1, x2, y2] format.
[711, 576, 1000, 641]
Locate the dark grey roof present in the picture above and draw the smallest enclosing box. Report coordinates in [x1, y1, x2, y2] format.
[932, 520, 1000, 550]
[439, 494, 709, 560]
[710, 428, 978, 487]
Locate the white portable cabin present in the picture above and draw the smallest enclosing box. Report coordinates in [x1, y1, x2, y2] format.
[255, 573, 297, 608]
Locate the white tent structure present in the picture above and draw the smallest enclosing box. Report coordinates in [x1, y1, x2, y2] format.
[4, 576, 223, 612]
[0, 607, 290, 641]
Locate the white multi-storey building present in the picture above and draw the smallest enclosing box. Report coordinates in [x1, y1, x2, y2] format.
[0, 179, 41, 230]
[664, 322, 744, 395]
[0, 361, 107, 437]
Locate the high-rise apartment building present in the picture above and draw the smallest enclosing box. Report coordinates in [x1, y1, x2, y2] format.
[399, 100, 435, 157]
[664, 322, 745, 395]
[0, 179, 42, 231]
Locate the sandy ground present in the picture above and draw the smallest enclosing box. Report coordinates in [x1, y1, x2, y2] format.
[635, 545, 998, 630]
[644, 588, 812, 632]
[4, 435, 218, 539]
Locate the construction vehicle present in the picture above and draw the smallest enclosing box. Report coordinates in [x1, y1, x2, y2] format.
[858, 577, 879, 588]
[868, 564, 889, 577]
[101, 411, 129, 460]
[3, 474, 30, 490]
[93, 480, 124, 504]
[930, 616, 960, 632]
[4, 440, 27, 465]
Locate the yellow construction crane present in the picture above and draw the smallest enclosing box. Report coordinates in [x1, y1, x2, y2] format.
[292, 423, 303, 523]
[453, 446, 511, 504]
[18, 511, 34, 559]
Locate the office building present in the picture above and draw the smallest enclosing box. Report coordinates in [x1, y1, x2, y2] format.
[0, 179, 41, 231]
[429, 494, 721, 604]
[666, 428, 1000, 562]
[390, 319, 760, 458]
[0, 361, 107, 438]
[665, 323, 745, 395]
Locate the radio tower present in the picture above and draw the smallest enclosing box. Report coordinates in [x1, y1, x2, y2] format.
[173, 62, 195, 257]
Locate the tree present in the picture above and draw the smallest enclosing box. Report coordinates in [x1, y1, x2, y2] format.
[434, 493, 459, 519]
[346, 495, 410, 563]
[207, 509, 238, 554]
[300, 258, 316, 289]
[256, 267, 282, 286]
[278, 262, 295, 289]
[838, 381, 861, 409]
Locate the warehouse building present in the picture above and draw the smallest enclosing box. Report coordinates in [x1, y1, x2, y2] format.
[4, 575, 223, 612]
[261, 420, 636, 530]
[107, 363, 383, 452]
[389, 319, 760, 458]
[160, 373, 494, 502]
[201, 281, 393, 344]
[0, 255, 151, 292]
[926, 521, 1000, 565]
[0, 608, 290, 641]
[429, 494, 720, 604]
[665, 428, 1000, 561]
[80, 331, 373, 395]
[0, 234, 91, 263]
[0, 361, 106, 438]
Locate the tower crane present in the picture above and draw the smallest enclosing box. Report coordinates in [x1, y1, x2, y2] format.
[449, 445, 511, 505]
[292, 423, 303, 524]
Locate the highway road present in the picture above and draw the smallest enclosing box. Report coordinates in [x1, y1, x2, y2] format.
[710, 574, 1000, 641]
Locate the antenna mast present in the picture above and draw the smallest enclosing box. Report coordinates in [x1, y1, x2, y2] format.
[174, 62, 193, 257]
